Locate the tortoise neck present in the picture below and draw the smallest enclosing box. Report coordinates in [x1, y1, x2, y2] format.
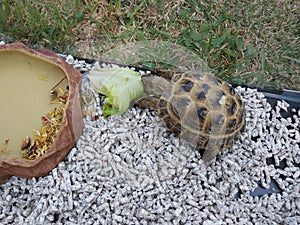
[142, 75, 171, 96]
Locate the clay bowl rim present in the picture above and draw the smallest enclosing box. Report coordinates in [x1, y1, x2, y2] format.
[0, 42, 82, 169]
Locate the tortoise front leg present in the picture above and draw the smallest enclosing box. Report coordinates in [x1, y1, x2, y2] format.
[134, 95, 159, 111]
[150, 69, 175, 80]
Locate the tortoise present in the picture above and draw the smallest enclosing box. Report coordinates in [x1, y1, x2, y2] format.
[136, 69, 246, 162]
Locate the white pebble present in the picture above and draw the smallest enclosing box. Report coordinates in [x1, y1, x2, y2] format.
[0, 53, 299, 225]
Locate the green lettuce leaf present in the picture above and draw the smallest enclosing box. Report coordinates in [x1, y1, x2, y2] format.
[87, 68, 146, 118]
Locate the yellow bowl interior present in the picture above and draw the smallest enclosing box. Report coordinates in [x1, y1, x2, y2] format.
[0, 50, 68, 159]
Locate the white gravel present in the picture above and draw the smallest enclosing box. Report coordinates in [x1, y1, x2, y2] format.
[0, 54, 299, 225]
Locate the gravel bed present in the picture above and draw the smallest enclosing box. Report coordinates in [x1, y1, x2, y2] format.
[0, 53, 299, 225]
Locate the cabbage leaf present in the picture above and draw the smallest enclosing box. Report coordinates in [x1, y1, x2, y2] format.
[87, 68, 145, 118]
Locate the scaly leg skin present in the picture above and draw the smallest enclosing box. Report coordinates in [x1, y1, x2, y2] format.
[151, 69, 174, 80]
[202, 148, 220, 162]
[201, 137, 226, 162]
[134, 96, 159, 111]
[194, 145, 218, 162]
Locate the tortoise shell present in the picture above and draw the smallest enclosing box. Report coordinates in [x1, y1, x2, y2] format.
[140, 69, 246, 161]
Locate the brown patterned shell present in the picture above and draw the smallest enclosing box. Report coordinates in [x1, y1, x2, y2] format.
[142, 70, 246, 161]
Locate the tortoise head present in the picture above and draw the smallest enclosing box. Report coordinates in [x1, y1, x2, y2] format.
[142, 75, 171, 98]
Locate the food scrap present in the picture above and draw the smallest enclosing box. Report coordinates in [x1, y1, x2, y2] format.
[0, 139, 9, 156]
[21, 87, 68, 160]
[37, 74, 48, 81]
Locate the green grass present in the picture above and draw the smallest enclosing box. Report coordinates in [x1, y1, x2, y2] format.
[0, 0, 299, 90]
[0, 0, 86, 52]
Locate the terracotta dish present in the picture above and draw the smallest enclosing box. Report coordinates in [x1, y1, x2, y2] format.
[0, 43, 83, 183]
